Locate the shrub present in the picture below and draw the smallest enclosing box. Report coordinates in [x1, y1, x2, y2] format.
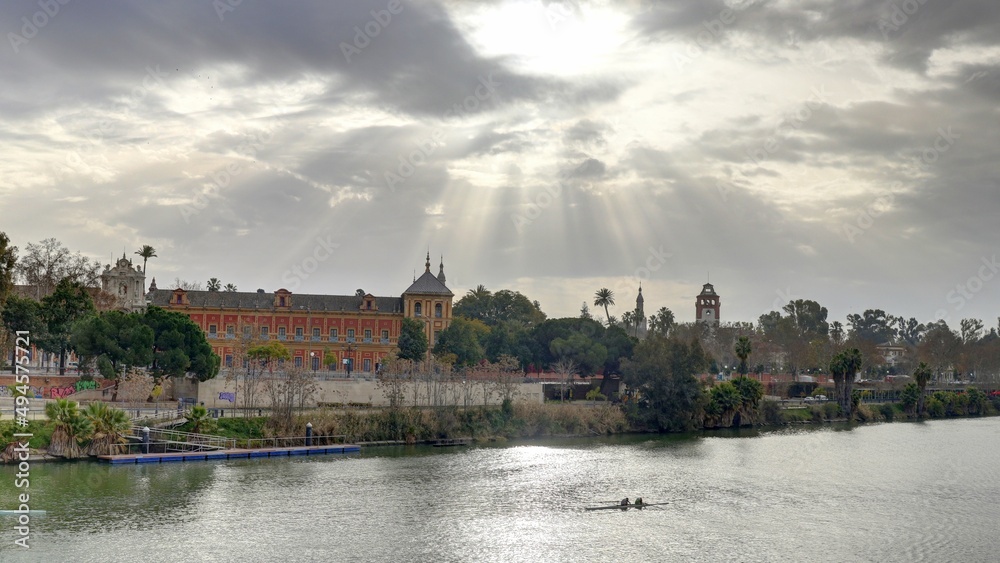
[809, 406, 824, 423]
[822, 402, 841, 421]
[926, 396, 945, 418]
[879, 403, 895, 422]
[761, 399, 783, 425]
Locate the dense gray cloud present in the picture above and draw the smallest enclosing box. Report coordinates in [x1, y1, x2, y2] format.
[1, 0, 999, 329]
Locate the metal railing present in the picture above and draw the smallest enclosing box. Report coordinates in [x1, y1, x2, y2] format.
[243, 434, 347, 449]
[130, 425, 236, 451]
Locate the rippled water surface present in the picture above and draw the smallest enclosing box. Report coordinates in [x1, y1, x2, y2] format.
[2, 418, 999, 562]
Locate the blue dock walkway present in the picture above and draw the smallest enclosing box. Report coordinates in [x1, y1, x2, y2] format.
[98, 444, 360, 464]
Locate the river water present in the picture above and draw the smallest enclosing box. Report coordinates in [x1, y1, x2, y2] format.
[1, 417, 998, 562]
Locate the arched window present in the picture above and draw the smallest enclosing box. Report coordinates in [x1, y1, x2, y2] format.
[435, 303, 442, 318]
[415, 302, 422, 316]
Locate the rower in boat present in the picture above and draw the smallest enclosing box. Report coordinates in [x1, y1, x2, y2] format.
[620, 497, 630, 506]
[635, 497, 644, 507]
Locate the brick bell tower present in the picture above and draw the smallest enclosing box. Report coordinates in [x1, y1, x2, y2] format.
[695, 282, 720, 325]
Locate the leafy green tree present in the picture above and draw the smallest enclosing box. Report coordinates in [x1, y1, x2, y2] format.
[83, 402, 132, 456]
[913, 362, 932, 416]
[593, 288, 615, 325]
[782, 299, 830, 338]
[397, 317, 428, 362]
[1, 295, 47, 372]
[735, 336, 752, 376]
[433, 317, 489, 367]
[453, 287, 546, 327]
[900, 382, 920, 414]
[39, 278, 96, 374]
[846, 309, 895, 344]
[45, 398, 92, 458]
[731, 376, 764, 424]
[918, 321, 960, 381]
[705, 381, 741, 427]
[134, 245, 157, 275]
[621, 336, 709, 432]
[483, 320, 536, 366]
[142, 306, 219, 381]
[0, 231, 16, 307]
[71, 311, 154, 379]
[840, 348, 862, 417]
[549, 332, 608, 376]
[599, 325, 634, 377]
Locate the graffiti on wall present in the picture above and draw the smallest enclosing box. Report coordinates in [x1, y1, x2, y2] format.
[0, 379, 105, 399]
[218, 392, 236, 403]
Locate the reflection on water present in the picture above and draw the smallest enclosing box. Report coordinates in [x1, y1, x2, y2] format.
[1, 418, 999, 562]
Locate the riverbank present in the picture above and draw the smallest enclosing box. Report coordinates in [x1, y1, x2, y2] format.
[5, 394, 999, 463]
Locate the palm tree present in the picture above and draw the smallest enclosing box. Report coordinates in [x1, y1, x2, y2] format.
[467, 285, 490, 300]
[735, 336, 752, 376]
[134, 245, 157, 274]
[224, 283, 237, 292]
[913, 361, 932, 417]
[207, 278, 222, 291]
[829, 353, 846, 412]
[45, 398, 92, 458]
[187, 404, 216, 434]
[355, 289, 365, 298]
[841, 348, 862, 417]
[651, 307, 675, 336]
[84, 402, 131, 456]
[621, 311, 635, 334]
[594, 288, 614, 324]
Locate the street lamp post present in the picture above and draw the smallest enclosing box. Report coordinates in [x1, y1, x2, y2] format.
[343, 344, 354, 377]
[310, 351, 317, 376]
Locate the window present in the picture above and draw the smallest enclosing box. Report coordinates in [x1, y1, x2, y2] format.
[435, 303, 442, 318]
[329, 328, 338, 340]
[278, 327, 286, 337]
[311, 356, 320, 371]
[347, 329, 355, 338]
[209, 324, 217, 334]
[364, 329, 372, 339]
[363, 358, 372, 372]
[294, 356, 302, 368]
[382, 330, 389, 339]
[279, 296, 286, 306]
[261, 326, 269, 337]
[312, 328, 320, 337]
[243, 326, 251, 337]
[414, 302, 422, 316]
[328, 356, 337, 371]
[226, 325, 234, 335]
[433, 331, 439, 345]
[225, 355, 233, 367]
[295, 327, 303, 337]
[176, 295, 183, 304]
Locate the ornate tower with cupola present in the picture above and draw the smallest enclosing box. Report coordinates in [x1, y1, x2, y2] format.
[402, 252, 454, 351]
[695, 282, 720, 325]
[101, 252, 147, 312]
[635, 284, 647, 335]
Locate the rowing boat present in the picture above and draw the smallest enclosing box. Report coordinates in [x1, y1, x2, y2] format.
[0, 510, 46, 516]
[584, 502, 667, 511]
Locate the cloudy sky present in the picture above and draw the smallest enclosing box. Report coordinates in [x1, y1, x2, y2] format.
[2, 0, 999, 327]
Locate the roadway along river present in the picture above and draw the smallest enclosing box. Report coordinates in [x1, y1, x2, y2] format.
[2, 417, 999, 562]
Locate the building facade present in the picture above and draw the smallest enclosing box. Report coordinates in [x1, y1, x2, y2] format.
[100, 253, 148, 312]
[146, 253, 453, 374]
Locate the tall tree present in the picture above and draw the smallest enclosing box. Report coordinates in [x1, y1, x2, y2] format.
[432, 317, 489, 367]
[840, 348, 862, 417]
[142, 306, 219, 381]
[224, 283, 238, 292]
[893, 317, 925, 346]
[782, 299, 830, 339]
[0, 231, 17, 306]
[71, 311, 154, 379]
[453, 288, 546, 327]
[846, 309, 896, 344]
[918, 321, 961, 381]
[579, 302, 592, 320]
[397, 317, 429, 362]
[593, 288, 614, 324]
[134, 245, 157, 275]
[621, 336, 709, 432]
[39, 278, 96, 374]
[960, 318, 984, 345]
[649, 307, 675, 336]
[734, 336, 752, 376]
[17, 238, 101, 299]
[207, 278, 222, 292]
[1, 295, 48, 372]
